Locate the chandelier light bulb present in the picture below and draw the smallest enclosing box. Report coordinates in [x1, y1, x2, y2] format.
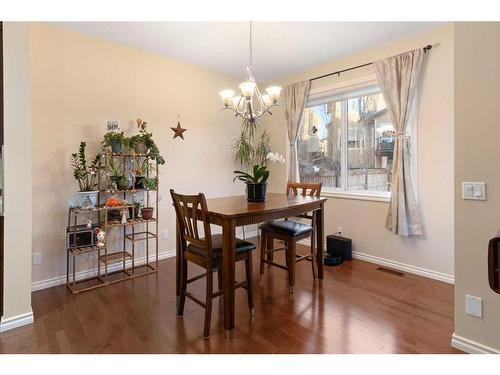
[262, 94, 272, 106]
[219, 89, 235, 107]
[233, 95, 244, 110]
[239, 81, 256, 99]
[265, 86, 282, 103]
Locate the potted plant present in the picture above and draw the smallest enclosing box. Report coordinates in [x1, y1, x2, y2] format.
[133, 158, 156, 189]
[129, 118, 166, 165]
[141, 176, 158, 190]
[70, 142, 102, 207]
[140, 206, 154, 220]
[232, 153, 285, 202]
[233, 164, 270, 202]
[107, 156, 129, 190]
[102, 131, 125, 154]
[128, 201, 142, 220]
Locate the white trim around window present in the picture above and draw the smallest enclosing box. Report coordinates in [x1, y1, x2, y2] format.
[300, 74, 417, 203]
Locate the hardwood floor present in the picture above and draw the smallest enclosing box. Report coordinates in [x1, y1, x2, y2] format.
[0, 242, 461, 353]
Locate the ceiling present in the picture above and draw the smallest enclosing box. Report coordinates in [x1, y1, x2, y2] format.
[54, 22, 443, 82]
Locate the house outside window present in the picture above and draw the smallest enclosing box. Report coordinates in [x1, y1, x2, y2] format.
[297, 77, 416, 200]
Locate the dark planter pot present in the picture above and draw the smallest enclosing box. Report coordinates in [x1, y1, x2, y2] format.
[134, 176, 145, 189]
[111, 140, 123, 154]
[115, 178, 129, 190]
[134, 141, 148, 154]
[246, 182, 267, 202]
[141, 207, 154, 220]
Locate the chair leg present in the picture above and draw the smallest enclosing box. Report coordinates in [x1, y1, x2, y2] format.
[203, 267, 214, 339]
[245, 253, 254, 316]
[217, 267, 223, 299]
[259, 232, 266, 282]
[311, 231, 317, 279]
[177, 258, 187, 316]
[288, 240, 296, 294]
[266, 236, 274, 264]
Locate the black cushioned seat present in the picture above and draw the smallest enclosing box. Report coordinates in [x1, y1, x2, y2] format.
[260, 220, 313, 237]
[187, 233, 255, 259]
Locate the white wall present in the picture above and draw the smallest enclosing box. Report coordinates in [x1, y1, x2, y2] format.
[452, 22, 500, 353]
[1, 22, 33, 330]
[262, 25, 454, 282]
[30, 23, 245, 288]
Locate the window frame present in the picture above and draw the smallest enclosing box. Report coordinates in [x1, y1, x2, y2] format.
[300, 75, 417, 203]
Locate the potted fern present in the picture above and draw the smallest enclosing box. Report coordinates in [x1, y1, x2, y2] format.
[70, 142, 102, 207]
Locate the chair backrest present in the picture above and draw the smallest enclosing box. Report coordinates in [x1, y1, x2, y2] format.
[170, 189, 213, 258]
[286, 181, 322, 198]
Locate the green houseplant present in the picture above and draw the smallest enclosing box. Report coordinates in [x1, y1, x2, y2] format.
[70, 142, 102, 207]
[233, 118, 271, 171]
[102, 131, 125, 154]
[129, 119, 165, 165]
[233, 164, 270, 202]
[107, 156, 129, 190]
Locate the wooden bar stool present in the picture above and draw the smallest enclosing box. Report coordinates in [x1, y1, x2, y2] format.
[171, 189, 255, 338]
[259, 182, 322, 293]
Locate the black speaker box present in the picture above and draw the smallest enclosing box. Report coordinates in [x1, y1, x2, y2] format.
[326, 234, 352, 261]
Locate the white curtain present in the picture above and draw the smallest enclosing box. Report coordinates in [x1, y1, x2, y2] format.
[374, 49, 424, 236]
[282, 80, 311, 182]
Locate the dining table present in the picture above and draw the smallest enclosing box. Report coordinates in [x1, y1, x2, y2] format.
[175, 192, 327, 337]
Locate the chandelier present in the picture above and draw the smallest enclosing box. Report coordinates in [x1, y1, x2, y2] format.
[219, 22, 282, 122]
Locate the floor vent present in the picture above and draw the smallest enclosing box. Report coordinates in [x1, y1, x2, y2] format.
[376, 266, 405, 277]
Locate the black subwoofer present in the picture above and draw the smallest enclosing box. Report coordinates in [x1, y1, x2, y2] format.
[324, 234, 352, 266]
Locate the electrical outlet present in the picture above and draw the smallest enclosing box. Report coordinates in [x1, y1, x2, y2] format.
[33, 252, 42, 265]
[337, 225, 343, 234]
[162, 229, 169, 240]
[466, 295, 483, 318]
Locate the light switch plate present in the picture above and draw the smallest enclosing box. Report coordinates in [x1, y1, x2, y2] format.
[462, 182, 486, 200]
[466, 295, 483, 318]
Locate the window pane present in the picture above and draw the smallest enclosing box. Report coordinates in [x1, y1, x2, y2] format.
[347, 92, 394, 192]
[297, 102, 341, 188]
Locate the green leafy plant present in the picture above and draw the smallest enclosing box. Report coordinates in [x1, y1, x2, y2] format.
[129, 119, 165, 165]
[134, 158, 155, 176]
[107, 156, 127, 186]
[233, 118, 271, 171]
[233, 164, 269, 184]
[141, 176, 158, 190]
[101, 131, 125, 147]
[70, 142, 102, 192]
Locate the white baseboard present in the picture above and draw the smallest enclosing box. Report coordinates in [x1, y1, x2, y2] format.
[451, 332, 500, 354]
[352, 251, 454, 284]
[298, 238, 454, 284]
[31, 250, 176, 292]
[0, 310, 34, 332]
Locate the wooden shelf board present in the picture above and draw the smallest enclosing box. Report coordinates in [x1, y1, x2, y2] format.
[68, 245, 101, 255]
[103, 218, 157, 228]
[125, 231, 157, 242]
[100, 188, 157, 193]
[99, 251, 133, 265]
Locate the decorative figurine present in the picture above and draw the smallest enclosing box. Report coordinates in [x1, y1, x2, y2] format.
[95, 228, 106, 247]
[120, 208, 128, 224]
[86, 219, 92, 229]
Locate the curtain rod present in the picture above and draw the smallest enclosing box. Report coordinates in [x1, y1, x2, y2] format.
[309, 45, 433, 82]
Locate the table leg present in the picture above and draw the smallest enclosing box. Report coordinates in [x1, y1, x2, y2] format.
[315, 203, 324, 280]
[222, 218, 236, 335]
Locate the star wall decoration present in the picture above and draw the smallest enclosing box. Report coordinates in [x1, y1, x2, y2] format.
[170, 117, 187, 140]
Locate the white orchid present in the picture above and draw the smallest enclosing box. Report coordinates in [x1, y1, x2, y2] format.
[266, 152, 285, 164]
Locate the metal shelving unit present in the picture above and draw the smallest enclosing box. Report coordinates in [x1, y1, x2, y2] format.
[66, 151, 159, 294]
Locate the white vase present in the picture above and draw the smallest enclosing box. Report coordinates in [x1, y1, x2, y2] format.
[78, 190, 99, 208]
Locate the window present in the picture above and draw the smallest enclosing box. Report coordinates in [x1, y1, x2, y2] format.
[297, 78, 415, 199]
